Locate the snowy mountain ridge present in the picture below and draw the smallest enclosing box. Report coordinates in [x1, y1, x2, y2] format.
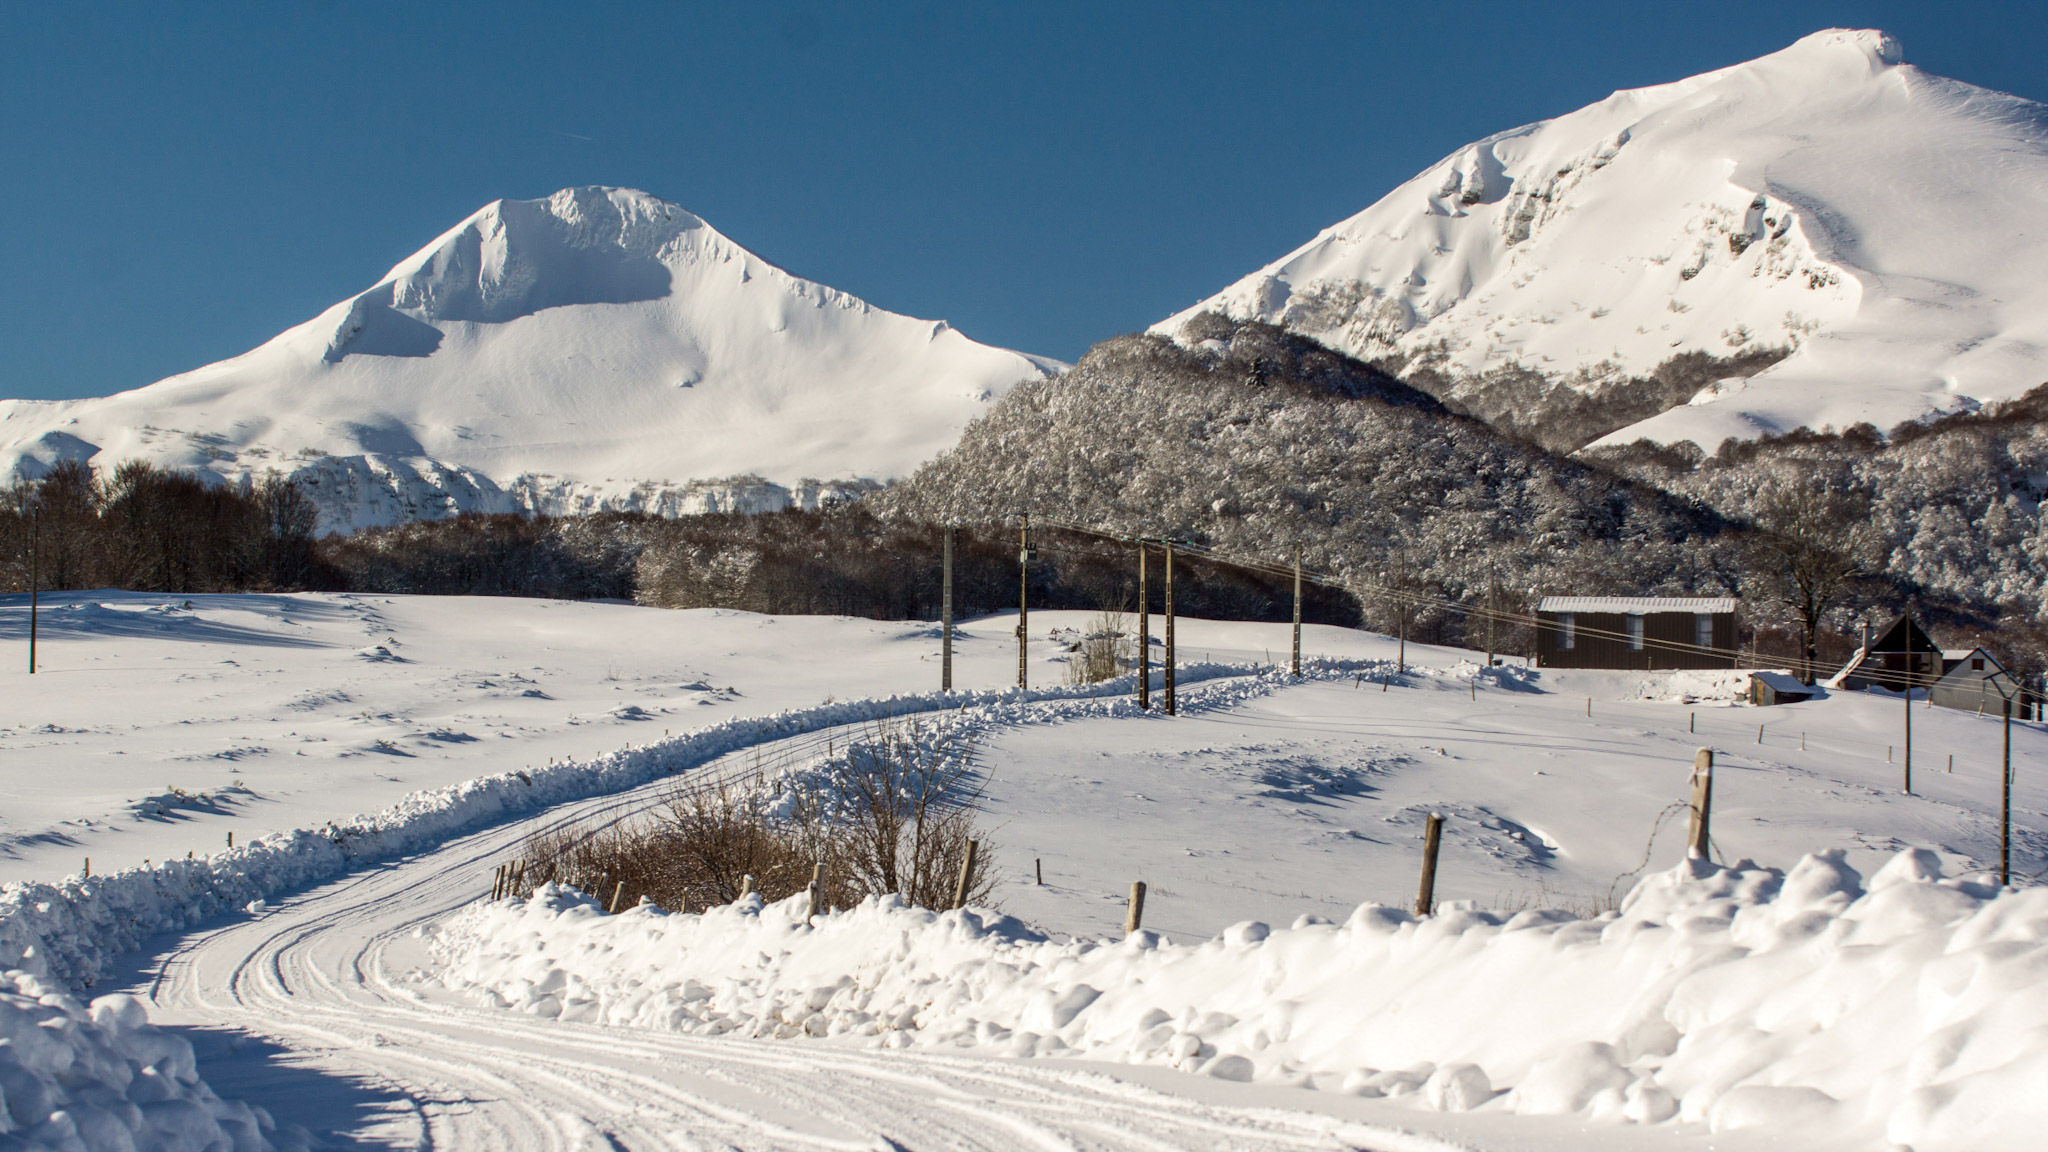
[1156, 29, 2048, 451]
[0, 187, 1053, 532]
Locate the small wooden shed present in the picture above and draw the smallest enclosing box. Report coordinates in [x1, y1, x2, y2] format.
[1535, 597, 1738, 670]
[1750, 670, 1814, 707]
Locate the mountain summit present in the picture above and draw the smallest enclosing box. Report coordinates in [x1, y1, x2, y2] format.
[1156, 29, 2048, 451]
[0, 187, 1054, 531]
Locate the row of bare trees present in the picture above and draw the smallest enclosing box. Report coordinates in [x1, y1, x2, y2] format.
[1, 460, 320, 594]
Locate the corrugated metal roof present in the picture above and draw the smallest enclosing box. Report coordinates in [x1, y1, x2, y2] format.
[1536, 596, 1737, 614]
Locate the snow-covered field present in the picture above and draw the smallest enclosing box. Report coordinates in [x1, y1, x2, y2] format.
[3, 591, 2044, 1149]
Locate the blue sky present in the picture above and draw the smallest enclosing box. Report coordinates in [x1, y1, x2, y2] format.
[2, 1, 2043, 400]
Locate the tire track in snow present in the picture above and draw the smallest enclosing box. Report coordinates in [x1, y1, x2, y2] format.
[131, 673, 1475, 1151]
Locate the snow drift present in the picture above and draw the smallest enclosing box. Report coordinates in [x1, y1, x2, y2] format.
[0, 187, 1054, 532]
[0, 970, 301, 1151]
[0, 656, 1326, 991]
[1158, 29, 2048, 451]
[426, 848, 2047, 1150]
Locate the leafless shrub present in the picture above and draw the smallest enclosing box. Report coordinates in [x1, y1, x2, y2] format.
[1065, 607, 1133, 686]
[504, 719, 994, 913]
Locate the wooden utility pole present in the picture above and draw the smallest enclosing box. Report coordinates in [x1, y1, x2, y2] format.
[1163, 540, 1176, 715]
[1395, 549, 1407, 675]
[1687, 748, 1714, 860]
[1415, 813, 1443, 915]
[941, 525, 954, 691]
[28, 509, 38, 675]
[1017, 515, 1030, 690]
[1290, 545, 1302, 677]
[1485, 564, 1496, 670]
[2002, 696, 2014, 887]
[1136, 541, 1150, 709]
[1903, 618, 1914, 794]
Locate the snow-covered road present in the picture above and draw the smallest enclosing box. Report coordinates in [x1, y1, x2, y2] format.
[129, 721, 1469, 1152]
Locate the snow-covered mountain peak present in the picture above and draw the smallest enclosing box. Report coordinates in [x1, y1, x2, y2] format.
[1157, 29, 2048, 451]
[1, 187, 1052, 531]
[376, 187, 702, 327]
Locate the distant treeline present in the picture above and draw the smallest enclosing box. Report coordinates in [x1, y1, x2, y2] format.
[0, 460, 322, 593]
[0, 462, 1358, 628]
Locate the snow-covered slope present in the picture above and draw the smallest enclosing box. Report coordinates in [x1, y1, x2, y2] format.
[0, 187, 1054, 531]
[1155, 29, 2048, 450]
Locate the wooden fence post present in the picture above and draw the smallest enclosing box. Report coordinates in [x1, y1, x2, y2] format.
[739, 874, 755, 901]
[609, 879, 626, 914]
[807, 862, 824, 922]
[1035, 857, 1043, 886]
[1687, 748, 1714, 860]
[953, 839, 979, 910]
[1125, 881, 1147, 935]
[1416, 813, 1444, 916]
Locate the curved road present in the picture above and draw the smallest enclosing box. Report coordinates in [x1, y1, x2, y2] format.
[132, 719, 1453, 1151]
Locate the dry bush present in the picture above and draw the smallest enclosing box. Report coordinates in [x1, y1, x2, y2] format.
[1065, 607, 1134, 686]
[504, 719, 995, 914]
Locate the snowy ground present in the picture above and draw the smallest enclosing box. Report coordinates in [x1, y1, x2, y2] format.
[2, 591, 2043, 1149]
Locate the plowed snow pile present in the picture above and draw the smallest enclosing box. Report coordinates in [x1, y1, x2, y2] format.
[426, 848, 2048, 1151]
[0, 971, 303, 1151]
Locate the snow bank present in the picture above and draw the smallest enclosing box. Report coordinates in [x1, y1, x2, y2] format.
[0, 658, 1362, 991]
[0, 970, 302, 1151]
[425, 849, 2047, 1151]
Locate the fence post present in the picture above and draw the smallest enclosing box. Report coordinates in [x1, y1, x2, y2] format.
[952, 839, 979, 910]
[739, 874, 755, 901]
[1416, 813, 1444, 916]
[1035, 857, 1043, 886]
[1125, 881, 1147, 935]
[609, 879, 626, 914]
[1687, 749, 1714, 860]
[807, 862, 824, 923]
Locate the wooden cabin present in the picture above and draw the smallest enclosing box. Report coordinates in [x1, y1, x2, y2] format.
[1535, 597, 1738, 670]
[1829, 616, 1939, 693]
[1830, 616, 2036, 718]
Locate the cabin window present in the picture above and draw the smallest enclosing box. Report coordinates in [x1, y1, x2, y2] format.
[1973, 657, 1985, 671]
[1626, 614, 1644, 651]
[1558, 613, 1575, 650]
[1695, 613, 1713, 648]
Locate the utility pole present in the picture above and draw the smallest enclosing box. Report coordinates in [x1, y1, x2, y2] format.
[1903, 615, 1913, 794]
[941, 524, 954, 691]
[1136, 540, 1149, 710]
[27, 509, 38, 675]
[1290, 545, 1302, 677]
[2002, 694, 2013, 887]
[1396, 549, 1408, 675]
[1017, 514, 1031, 690]
[1485, 563, 1496, 670]
[1164, 539, 1176, 716]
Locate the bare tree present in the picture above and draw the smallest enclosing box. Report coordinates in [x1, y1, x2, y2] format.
[1738, 474, 1881, 683]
